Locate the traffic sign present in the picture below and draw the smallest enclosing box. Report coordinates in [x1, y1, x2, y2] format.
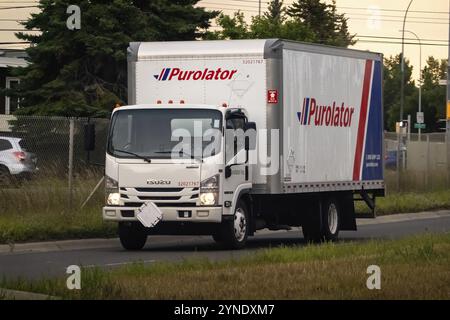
[416, 112, 424, 124]
[414, 123, 426, 129]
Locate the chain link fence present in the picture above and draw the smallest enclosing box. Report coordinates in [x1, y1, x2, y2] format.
[0, 115, 109, 213]
[0, 114, 449, 215]
[384, 131, 450, 192]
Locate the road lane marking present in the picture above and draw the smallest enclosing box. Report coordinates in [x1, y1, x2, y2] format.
[83, 259, 156, 268]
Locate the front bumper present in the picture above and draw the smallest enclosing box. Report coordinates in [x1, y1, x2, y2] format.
[8, 163, 38, 175]
[103, 205, 223, 223]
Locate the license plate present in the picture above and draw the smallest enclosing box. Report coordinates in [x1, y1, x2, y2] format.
[136, 202, 162, 228]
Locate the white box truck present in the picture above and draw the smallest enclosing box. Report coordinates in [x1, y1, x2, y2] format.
[101, 39, 384, 250]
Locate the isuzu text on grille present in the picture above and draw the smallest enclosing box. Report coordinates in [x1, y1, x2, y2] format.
[154, 67, 238, 81]
[297, 97, 355, 127]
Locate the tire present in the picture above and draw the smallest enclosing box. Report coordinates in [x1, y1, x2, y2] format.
[322, 198, 340, 241]
[220, 200, 249, 249]
[118, 222, 148, 250]
[302, 197, 340, 243]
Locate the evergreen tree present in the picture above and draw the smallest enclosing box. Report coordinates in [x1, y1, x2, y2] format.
[286, 0, 355, 47]
[264, 0, 285, 23]
[383, 54, 416, 131]
[209, 0, 352, 47]
[9, 0, 217, 117]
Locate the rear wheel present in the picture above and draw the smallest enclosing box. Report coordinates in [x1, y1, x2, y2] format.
[220, 200, 249, 249]
[322, 198, 340, 241]
[118, 222, 147, 250]
[302, 197, 341, 243]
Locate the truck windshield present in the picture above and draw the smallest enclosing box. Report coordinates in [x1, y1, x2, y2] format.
[108, 109, 222, 160]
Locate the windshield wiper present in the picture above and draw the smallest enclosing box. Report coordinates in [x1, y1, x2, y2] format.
[113, 148, 152, 163]
[154, 150, 199, 160]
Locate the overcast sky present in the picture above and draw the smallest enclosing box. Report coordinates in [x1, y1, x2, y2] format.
[0, 0, 448, 81]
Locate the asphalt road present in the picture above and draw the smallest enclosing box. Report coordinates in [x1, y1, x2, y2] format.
[1, 211, 450, 280]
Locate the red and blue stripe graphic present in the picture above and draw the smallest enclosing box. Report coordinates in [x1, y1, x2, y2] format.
[352, 60, 383, 181]
[154, 68, 172, 81]
[297, 97, 310, 125]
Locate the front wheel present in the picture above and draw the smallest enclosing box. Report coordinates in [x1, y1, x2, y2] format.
[118, 222, 148, 250]
[219, 200, 249, 249]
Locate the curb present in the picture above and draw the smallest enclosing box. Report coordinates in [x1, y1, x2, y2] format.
[0, 210, 449, 255]
[0, 288, 60, 300]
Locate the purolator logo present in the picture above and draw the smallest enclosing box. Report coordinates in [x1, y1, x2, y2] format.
[154, 68, 238, 81]
[297, 97, 355, 127]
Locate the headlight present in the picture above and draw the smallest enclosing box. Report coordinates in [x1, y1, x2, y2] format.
[200, 174, 219, 206]
[105, 176, 122, 206]
[107, 192, 121, 206]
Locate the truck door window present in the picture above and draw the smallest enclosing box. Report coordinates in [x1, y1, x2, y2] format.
[225, 116, 246, 163]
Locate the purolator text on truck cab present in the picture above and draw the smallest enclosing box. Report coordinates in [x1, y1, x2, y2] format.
[97, 39, 384, 251]
[154, 67, 238, 81]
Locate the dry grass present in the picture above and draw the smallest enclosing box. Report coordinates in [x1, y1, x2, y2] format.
[2, 233, 449, 300]
[0, 172, 115, 243]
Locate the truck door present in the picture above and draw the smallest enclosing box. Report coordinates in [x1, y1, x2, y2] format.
[223, 111, 252, 212]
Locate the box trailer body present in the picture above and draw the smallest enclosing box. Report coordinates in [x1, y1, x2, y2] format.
[102, 39, 384, 250]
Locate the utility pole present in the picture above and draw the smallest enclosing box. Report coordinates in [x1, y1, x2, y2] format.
[259, 0, 262, 17]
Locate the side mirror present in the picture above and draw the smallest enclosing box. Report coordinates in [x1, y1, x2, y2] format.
[84, 123, 96, 151]
[244, 122, 256, 132]
[225, 165, 232, 179]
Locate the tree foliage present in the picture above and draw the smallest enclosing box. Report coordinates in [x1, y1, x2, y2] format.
[383, 55, 447, 132]
[286, 0, 354, 46]
[208, 0, 354, 47]
[9, 0, 217, 117]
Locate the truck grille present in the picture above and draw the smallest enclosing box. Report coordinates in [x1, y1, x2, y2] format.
[120, 187, 199, 207]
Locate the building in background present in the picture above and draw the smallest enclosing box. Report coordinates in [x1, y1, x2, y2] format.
[0, 49, 27, 115]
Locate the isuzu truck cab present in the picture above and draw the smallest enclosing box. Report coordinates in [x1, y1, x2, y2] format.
[102, 39, 385, 250]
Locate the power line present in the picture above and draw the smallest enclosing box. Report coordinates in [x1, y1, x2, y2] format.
[0, 5, 38, 10]
[357, 35, 449, 43]
[203, 3, 450, 24]
[355, 39, 448, 47]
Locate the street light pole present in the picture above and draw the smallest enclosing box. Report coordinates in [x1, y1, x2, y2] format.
[400, 0, 414, 124]
[397, 0, 414, 190]
[403, 29, 422, 140]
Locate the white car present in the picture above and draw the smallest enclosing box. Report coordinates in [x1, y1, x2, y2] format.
[0, 136, 37, 185]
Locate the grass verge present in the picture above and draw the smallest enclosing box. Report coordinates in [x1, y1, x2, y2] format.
[357, 189, 450, 215]
[0, 180, 449, 244]
[1, 233, 449, 299]
[0, 175, 115, 244]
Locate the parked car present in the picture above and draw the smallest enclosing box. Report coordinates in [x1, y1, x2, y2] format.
[0, 136, 38, 185]
[385, 146, 406, 170]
